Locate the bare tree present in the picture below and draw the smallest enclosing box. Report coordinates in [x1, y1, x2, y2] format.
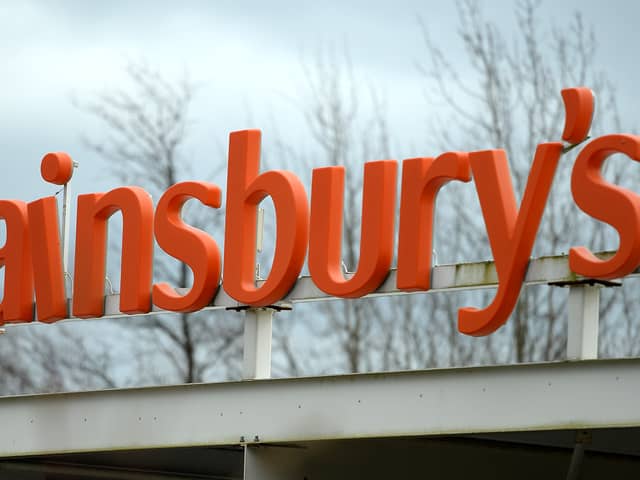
[76, 62, 242, 384]
[55, 1, 638, 385]
[0, 328, 39, 395]
[0, 323, 120, 395]
[418, 0, 635, 362]
[273, 0, 635, 376]
[269, 48, 445, 376]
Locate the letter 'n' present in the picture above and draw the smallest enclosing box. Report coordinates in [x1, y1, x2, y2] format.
[73, 187, 154, 318]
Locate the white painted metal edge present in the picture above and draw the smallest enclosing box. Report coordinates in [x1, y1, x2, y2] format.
[0, 358, 638, 457]
[20, 251, 619, 323]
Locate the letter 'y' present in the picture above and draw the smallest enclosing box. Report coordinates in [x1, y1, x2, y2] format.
[458, 87, 593, 336]
[458, 143, 563, 336]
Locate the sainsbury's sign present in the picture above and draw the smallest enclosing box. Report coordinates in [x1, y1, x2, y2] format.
[1, 87, 639, 336]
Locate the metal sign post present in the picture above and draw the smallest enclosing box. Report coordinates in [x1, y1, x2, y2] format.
[242, 308, 273, 380]
[242, 208, 273, 380]
[567, 284, 600, 361]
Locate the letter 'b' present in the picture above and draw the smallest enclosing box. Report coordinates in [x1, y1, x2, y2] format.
[224, 130, 309, 306]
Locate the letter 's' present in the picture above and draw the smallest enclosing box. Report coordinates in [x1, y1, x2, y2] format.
[458, 143, 563, 336]
[153, 181, 222, 312]
[223, 130, 309, 306]
[0, 200, 33, 324]
[309, 160, 397, 297]
[73, 187, 154, 317]
[570, 134, 640, 278]
[397, 152, 470, 290]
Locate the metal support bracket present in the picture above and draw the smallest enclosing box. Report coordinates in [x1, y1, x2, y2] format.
[550, 279, 620, 361]
[228, 305, 291, 380]
[565, 430, 592, 480]
[242, 308, 273, 380]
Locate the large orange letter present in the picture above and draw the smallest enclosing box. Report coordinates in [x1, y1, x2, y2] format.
[396, 152, 470, 290]
[561, 87, 594, 145]
[570, 134, 640, 278]
[28, 197, 67, 322]
[73, 187, 154, 317]
[458, 143, 563, 336]
[28, 152, 76, 322]
[224, 130, 309, 306]
[309, 160, 397, 297]
[0, 201, 33, 324]
[153, 181, 222, 312]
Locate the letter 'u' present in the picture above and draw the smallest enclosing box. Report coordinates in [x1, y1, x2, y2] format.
[309, 160, 397, 297]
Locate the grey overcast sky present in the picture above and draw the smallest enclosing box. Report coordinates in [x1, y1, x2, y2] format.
[0, 0, 638, 202]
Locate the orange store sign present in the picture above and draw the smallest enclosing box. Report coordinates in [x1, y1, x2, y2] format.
[2, 87, 640, 336]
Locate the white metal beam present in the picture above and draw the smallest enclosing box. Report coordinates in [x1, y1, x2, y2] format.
[1, 358, 639, 458]
[242, 309, 273, 380]
[567, 285, 600, 360]
[10, 251, 621, 323]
